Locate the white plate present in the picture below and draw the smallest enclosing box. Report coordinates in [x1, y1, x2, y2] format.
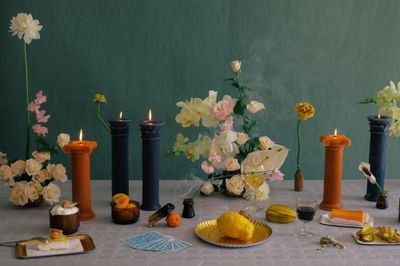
[352, 232, 400, 245]
[320, 213, 374, 228]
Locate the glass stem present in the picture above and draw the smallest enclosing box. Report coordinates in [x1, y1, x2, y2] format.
[301, 222, 307, 234]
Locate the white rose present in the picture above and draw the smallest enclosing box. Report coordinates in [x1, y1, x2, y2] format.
[10, 181, 29, 206]
[226, 175, 245, 196]
[28, 182, 43, 201]
[246, 100, 265, 113]
[0, 152, 8, 165]
[200, 181, 214, 196]
[11, 160, 26, 176]
[25, 159, 42, 176]
[47, 164, 67, 182]
[32, 151, 51, 163]
[41, 183, 61, 204]
[224, 158, 240, 171]
[57, 133, 70, 148]
[231, 60, 241, 73]
[0, 165, 14, 181]
[33, 169, 51, 183]
[259, 136, 275, 150]
[236, 132, 249, 145]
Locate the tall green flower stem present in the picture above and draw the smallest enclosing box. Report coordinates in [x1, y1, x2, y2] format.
[296, 119, 301, 170]
[97, 103, 110, 132]
[24, 43, 31, 159]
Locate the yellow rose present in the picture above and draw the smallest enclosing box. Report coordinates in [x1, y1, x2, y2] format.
[224, 158, 240, 171]
[28, 182, 43, 201]
[0, 165, 14, 181]
[231, 60, 241, 73]
[226, 175, 245, 196]
[33, 169, 51, 183]
[47, 164, 67, 182]
[25, 159, 42, 176]
[11, 160, 26, 176]
[247, 101, 265, 113]
[41, 183, 61, 204]
[57, 133, 70, 148]
[295, 102, 315, 120]
[93, 93, 107, 103]
[10, 181, 29, 206]
[32, 151, 51, 163]
[236, 132, 249, 145]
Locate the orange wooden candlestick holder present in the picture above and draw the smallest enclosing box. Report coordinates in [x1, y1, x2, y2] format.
[319, 131, 351, 211]
[64, 140, 97, 221]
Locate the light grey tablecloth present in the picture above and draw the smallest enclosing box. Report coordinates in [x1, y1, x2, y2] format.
[1, 180, 400, 266]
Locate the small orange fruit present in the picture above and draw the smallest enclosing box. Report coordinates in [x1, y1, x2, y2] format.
[166, 212, 182, 227]
[111, 193, 130, 209]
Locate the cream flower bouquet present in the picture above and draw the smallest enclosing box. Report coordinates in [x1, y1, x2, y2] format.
[170, 61, 288, 201]
[0, 13, 69, 206]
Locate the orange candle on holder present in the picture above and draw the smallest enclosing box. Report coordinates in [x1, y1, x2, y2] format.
[63, 129, 97, 221]
[319, 129, 351, 211]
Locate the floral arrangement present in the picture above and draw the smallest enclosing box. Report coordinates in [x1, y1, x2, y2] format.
[294, 102, 315, 171]
[359, 80, 400, 136]
[170, 61, 288, 201]
[0, 13, 70, 206]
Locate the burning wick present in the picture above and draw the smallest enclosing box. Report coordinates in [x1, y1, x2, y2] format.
[119, 111, 123, 120]
[378, 114, 381, 119]
[79, 129, 83, 144]
[148, 109, 152, 122]
[334, 128, 338, 136]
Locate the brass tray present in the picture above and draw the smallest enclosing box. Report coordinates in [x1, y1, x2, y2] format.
[16, 234, 95, 259]
[195, 219, 272, 248]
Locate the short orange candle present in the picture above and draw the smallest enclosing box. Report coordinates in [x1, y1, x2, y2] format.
[319, 129, 351, 211]
[63, 129, 97, 221]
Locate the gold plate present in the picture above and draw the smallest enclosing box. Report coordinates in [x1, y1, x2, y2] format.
[16, 234, 95, 259]
[195, 219, 272, 248]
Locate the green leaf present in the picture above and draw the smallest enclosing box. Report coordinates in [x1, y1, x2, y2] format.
[247, 137, 261, 152]
[234, 99, 246, 115]
[223, 78, 234, 81]
[232, 82, 240, 89]
[357, 97, 377, 104]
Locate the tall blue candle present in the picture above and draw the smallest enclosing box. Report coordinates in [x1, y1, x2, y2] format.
[139, 110, 164, 211]
[364, 115, 392, 202]
[109, 112, 132, 196]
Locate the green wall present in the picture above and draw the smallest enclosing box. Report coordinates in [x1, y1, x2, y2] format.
[1, 0, 400, 181]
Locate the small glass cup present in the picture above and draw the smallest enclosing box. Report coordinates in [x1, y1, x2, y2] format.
[243, 165, 267, 213]
[295, 198, 317, 238]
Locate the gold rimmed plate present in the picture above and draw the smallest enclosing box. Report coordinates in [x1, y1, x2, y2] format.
[195, 219, 272, 248]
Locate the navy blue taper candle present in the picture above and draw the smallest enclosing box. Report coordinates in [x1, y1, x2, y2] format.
[364, 115, 392, 202]
[109, 113, 132, 196]
[139, 110, 164, 211]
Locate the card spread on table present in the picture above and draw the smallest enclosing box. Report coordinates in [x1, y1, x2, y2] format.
[121, 231, 191, 252]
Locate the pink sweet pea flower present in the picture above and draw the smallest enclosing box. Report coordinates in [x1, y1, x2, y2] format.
[32, 124, 48, 136]
[27, 101, 40, 113]
[201, 161, 214, 175]
[35, 90, 47, 104]
[36, 110, 50, 123]
[208, 151, 221, 163]
[268, 169, 284, 181]
[219, 116, 233, 131]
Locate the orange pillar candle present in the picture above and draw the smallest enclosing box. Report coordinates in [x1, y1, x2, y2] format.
[319, 129, 351, 211]
[63, 129, 97, 221]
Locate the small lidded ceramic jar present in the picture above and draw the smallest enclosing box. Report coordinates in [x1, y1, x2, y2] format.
[49, 199, 80, 235]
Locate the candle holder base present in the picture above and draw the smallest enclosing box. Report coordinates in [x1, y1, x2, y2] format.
[79, 210, 95, 221]
[319, 200, 343, 211]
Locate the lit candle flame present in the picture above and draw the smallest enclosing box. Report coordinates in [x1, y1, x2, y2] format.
[334, 128, 337, 136]
[79, 129, 83, 142]
[119, 111, 123, 120]
[378, 114, 381, 119]
[148, 109, 152, 122]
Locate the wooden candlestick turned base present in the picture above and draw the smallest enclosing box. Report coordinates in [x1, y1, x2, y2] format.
[294, 169, 304, 192]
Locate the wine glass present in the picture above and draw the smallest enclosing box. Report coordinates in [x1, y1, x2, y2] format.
[243, 164, 266, 213]
[295, 198, 317, 238]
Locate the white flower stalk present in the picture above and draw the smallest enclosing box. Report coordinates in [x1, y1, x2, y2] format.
[358, 161, 383, 193]
[9, 13, 42, 44]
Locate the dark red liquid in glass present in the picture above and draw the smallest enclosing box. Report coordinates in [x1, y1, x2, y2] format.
[297, 206, 315, 221]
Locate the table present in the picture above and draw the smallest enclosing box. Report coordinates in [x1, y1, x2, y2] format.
[1, 180, 400, 266]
